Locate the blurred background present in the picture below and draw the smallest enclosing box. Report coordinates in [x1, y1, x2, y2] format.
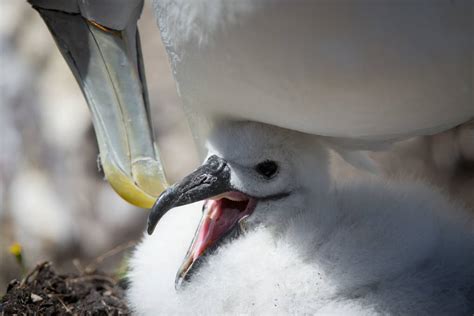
[0, 0, 198, 291]
[1, 0, 473, 294]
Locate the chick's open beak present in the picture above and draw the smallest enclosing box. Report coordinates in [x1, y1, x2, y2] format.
[148, 155, 256, 288]
[29, 0, 167, 208]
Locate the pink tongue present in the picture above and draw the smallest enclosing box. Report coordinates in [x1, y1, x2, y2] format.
[192, 199, 245, 261]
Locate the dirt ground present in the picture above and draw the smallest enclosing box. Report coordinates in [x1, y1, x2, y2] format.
[0, 262, 130, 315]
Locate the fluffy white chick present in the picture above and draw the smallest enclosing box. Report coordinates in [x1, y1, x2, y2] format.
[128, 121, 474, 315]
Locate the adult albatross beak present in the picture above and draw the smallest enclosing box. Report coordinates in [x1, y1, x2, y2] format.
[148, 155, 256, 288]
[28, 0, 167, 208]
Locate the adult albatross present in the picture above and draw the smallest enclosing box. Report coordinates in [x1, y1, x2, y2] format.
[27, 0, 473, 208]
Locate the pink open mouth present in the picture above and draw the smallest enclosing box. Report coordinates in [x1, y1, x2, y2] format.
[177, 192, 256, 284]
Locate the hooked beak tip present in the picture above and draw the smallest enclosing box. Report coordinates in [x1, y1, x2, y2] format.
[147, 187, 176, 235]
[146, 222, 155, 235]
[147, 200, 167, 235]
[146, 208, 157, 235]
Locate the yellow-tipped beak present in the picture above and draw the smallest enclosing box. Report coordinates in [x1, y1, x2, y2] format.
[30, 1, 167, 208]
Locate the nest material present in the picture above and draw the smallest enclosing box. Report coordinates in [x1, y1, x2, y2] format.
[1, 262, 130, 315]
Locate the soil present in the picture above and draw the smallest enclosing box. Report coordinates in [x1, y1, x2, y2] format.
[0, 262, 130, 315]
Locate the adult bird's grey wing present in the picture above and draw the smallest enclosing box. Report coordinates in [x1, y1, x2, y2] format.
[27, 0, 168, 208]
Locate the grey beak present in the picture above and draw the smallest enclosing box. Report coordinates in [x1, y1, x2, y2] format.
[28, 0, 168, 208]
[147, 155, 232, 235]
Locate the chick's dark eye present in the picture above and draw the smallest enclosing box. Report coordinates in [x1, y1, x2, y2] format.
[255, 160, 279, 179]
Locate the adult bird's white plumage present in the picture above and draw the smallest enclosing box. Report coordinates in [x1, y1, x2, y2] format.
[128, 121, 474, 315]
[154, 0, 473, 145]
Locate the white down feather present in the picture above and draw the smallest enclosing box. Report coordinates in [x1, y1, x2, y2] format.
[128, 122, 474, 315]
